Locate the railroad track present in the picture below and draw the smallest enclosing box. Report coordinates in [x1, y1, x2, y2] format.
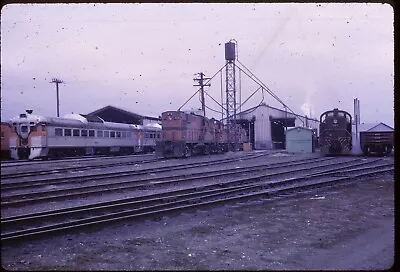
[0, 156, 337, 206]
[0, 151, 277, 186]
[1, 158, 393, 242]
[1, 150, 282, 178]
[0, 153, 151, 167]
[1, 157, 388, 208]
[0, 151, 270, 179]
[0, 157, 159, 179]
[1, 150, 286, 179]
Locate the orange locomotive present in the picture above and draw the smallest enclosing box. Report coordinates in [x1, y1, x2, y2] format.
[1, 122, 12, 159]
[156, 110, 248, 158]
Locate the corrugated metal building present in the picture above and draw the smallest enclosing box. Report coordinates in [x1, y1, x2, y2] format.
[286, 127, 314, 153]
[237, 103, 319, 150]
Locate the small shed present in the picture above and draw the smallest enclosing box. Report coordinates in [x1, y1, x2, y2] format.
[285, 127, 314, 153]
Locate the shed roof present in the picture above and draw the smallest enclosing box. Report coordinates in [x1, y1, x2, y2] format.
[286, 126, 314, 132]
[87, 105, 160, 125]
[238, 103, 319, 123]
[357, 122, 394, 132]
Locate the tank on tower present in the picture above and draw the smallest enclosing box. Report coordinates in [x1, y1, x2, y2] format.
[225, 42, 236, 61]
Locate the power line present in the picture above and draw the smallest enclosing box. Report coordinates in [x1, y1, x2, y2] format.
[178, 63, 228, 111]
[49, 78, 64, 117]
[193, 72, 211, 117]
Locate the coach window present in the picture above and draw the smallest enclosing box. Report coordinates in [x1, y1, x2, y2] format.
[121, 131, 126, 138]
[127, 132, 132, 138]
[116, 131, 121, 138]
[110, 131, 115, 138]
[55, 128, 63, 136]
[104, 131, 110, 137]
[81, 130, 88, 137]
[89, 130, 95, 137]
[73, 129, 80, 137]
[97, 130, 103, 137]
[64, 129, 72, 136]
[1, 131, 4, 138]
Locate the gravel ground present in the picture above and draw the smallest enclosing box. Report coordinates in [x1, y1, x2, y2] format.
[1, 172, 394, 270]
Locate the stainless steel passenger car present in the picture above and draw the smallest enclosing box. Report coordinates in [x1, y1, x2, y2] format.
[8, 111, 161, 160]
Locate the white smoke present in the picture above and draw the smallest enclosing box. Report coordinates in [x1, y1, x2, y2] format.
[300, 77, 317, 118]
[300, 102, 312, 118]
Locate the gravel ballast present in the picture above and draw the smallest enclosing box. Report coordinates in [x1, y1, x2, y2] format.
[1, 173, 394, 270]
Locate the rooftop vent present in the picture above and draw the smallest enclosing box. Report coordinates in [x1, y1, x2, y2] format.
[26, 109, 33, 114]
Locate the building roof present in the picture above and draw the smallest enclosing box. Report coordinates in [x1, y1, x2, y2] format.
[238, 103, 319, 122]
[87, 105, 160, 125]
[356, 122, 394, 132]
[88, 105, 142, 118]
[286, 126, 314, 132]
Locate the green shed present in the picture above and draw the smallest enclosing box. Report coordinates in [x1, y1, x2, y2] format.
[285, 127, 314, 153]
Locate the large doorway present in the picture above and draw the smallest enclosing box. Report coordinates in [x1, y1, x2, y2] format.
[236, 118, 255, 147]
[270, 117, 295, 149]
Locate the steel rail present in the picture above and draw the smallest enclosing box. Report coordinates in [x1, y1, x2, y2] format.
[1, 163, 393, 242]
[1, 155, 328, 191]
[1, 151, 270, 179]
[0, 157, 345, 205]
[1, 157, 384, 207]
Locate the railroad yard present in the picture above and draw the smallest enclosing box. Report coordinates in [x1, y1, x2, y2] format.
[1, 150, 394, 270]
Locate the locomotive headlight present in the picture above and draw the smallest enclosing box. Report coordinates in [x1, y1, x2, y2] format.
[333, 119, 338, 124]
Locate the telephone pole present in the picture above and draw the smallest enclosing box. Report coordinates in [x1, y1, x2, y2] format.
[193, 72, 211, 117]
[50, 78, 64, 117]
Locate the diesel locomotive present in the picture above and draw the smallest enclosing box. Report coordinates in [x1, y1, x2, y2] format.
[319, 108, 352, 155]
[155, 110, 248, 158]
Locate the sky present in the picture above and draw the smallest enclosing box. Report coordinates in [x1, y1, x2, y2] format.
[0, 3, 394, 127]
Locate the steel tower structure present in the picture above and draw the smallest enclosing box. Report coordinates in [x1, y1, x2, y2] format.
[224, 40, 238, 149]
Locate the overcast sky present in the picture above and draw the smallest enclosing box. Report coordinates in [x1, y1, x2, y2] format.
[0, 3, 394, 127]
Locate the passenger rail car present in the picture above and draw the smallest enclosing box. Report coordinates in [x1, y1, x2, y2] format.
[8, 111, 161, 160]
[319, 108, 352, 155]
[142, 123, 162, 153]
[156, 110, 248, 158]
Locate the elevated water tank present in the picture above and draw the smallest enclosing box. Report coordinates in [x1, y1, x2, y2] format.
[225, 42, 236, 61]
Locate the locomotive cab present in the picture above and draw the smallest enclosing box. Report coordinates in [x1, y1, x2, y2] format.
[9, 111, 48, 160]
[319, 108, 352, 155]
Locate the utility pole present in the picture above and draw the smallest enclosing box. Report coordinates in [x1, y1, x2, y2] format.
[50, 78, 64, 117]
[193, 72, 211, 117]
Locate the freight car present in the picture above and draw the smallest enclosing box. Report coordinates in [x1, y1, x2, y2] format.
[319, 108, 352, 155]
[360, 131, 393, 156]
[1, 122, 12, 159]
[8, 110, 161, 160]
[155, 110, 248, 158]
